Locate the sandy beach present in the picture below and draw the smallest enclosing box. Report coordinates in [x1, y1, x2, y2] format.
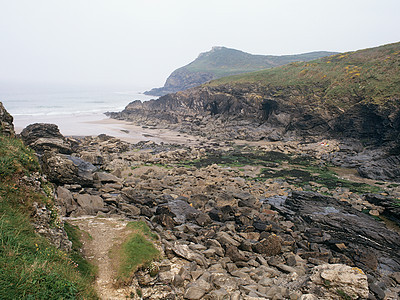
[13, 113, 206, 145]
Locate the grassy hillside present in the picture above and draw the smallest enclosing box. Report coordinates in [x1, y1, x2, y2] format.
[209, 42, 400, 109]
[0, 135, 97, 299]
[145, 46, 337, 95]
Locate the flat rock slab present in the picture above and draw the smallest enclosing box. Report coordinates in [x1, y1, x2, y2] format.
[270, 191, 400, 274]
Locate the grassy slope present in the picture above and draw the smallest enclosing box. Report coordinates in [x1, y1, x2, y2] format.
[0, 135, 97, 299]
[208, 42, 400, 109]
[180, 47, 337, 78]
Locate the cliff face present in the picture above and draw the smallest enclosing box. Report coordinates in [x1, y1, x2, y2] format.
[145, 47, 337, 96]
[111, 83, 400, 145]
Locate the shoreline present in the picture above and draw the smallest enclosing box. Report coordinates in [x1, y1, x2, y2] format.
[14, 113, 208, 145]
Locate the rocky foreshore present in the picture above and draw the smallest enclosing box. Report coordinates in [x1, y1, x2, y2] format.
[17, 121, 400, 299]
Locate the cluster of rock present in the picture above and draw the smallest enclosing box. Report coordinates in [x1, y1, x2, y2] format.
[20, 122, 400, 299]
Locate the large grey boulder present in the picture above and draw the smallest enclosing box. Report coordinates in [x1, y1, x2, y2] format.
[41, 152, 96, 186]
[74, 194, 105, 215]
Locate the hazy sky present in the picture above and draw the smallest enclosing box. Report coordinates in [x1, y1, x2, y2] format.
[0, 0, 399, 89]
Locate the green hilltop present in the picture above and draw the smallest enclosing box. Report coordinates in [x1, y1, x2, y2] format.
[184, 46, 337, 77]
[145, 46, 337, 96]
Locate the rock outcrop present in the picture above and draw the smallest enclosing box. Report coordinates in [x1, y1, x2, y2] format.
[0, 102, 15, 136]
[20, 123, 72, 154]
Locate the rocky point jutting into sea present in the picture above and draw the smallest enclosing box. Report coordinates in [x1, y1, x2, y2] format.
[2, 42, 400, 299]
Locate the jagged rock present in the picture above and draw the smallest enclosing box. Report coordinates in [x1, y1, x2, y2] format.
[172, 242, 208, 266]
[74, 194, 105, 215]
[56, 186, 77, 216]
[309, 264, 369, 299]
[216, 231, 241, 248]
[0, 102, 15, 136]
[93, 172, 122, 184]
[184, 279, 211, 299]
[207, 288, 229, 300]
[225, 245, 248, 263]
[120, 203, 140, 216]
[20, 123, 72, 154]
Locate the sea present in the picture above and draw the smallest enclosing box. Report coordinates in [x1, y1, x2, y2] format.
[0, 83, 156, 137]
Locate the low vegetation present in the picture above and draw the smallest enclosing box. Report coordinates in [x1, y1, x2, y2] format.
[181, 147, 383, 195]
[209, 42, 400, 109]
[0, 134, 97, 299]
[113, 221, 160, 284]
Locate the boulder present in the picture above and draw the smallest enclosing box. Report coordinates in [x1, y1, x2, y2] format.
[309, 264, 369, 299]
[172, 242, 208, 267]
[74, 194, 105, 215]
[0, 102, 15, 136]
[55, 186, 77, 216]
[20, 123, 71, 154]
[41, 152, 96, 186]
[183, 279, 211, 300]
[93, 172, 122, 184]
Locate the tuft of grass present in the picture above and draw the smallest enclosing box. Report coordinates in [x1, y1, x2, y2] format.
[126, 221, 158, 240]
[113, 221, 160, 284]
[0, 135, 39, 178]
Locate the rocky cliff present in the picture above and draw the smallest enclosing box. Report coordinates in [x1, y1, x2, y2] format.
[110, 42, 400, 181]
[145, 46, 337, 96]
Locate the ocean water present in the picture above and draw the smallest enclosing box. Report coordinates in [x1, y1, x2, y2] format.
[0, 84, 156, 136]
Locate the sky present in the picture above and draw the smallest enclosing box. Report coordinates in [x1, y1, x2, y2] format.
[0, 0, 399, 90]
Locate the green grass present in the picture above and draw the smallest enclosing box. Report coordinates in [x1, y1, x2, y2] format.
[126, 221, 158, 240]
[115, 221, 160, 284]
[0, 134, 98, 299]
[0, 201, 97, 299]
[208, 42, 400, 109]
[0, 135, 39, 178]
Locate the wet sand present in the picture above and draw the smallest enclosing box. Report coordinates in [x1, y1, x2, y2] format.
[13, 113, 206, 145]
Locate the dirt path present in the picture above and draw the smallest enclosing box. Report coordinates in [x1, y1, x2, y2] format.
[67, 216, 135, 300]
